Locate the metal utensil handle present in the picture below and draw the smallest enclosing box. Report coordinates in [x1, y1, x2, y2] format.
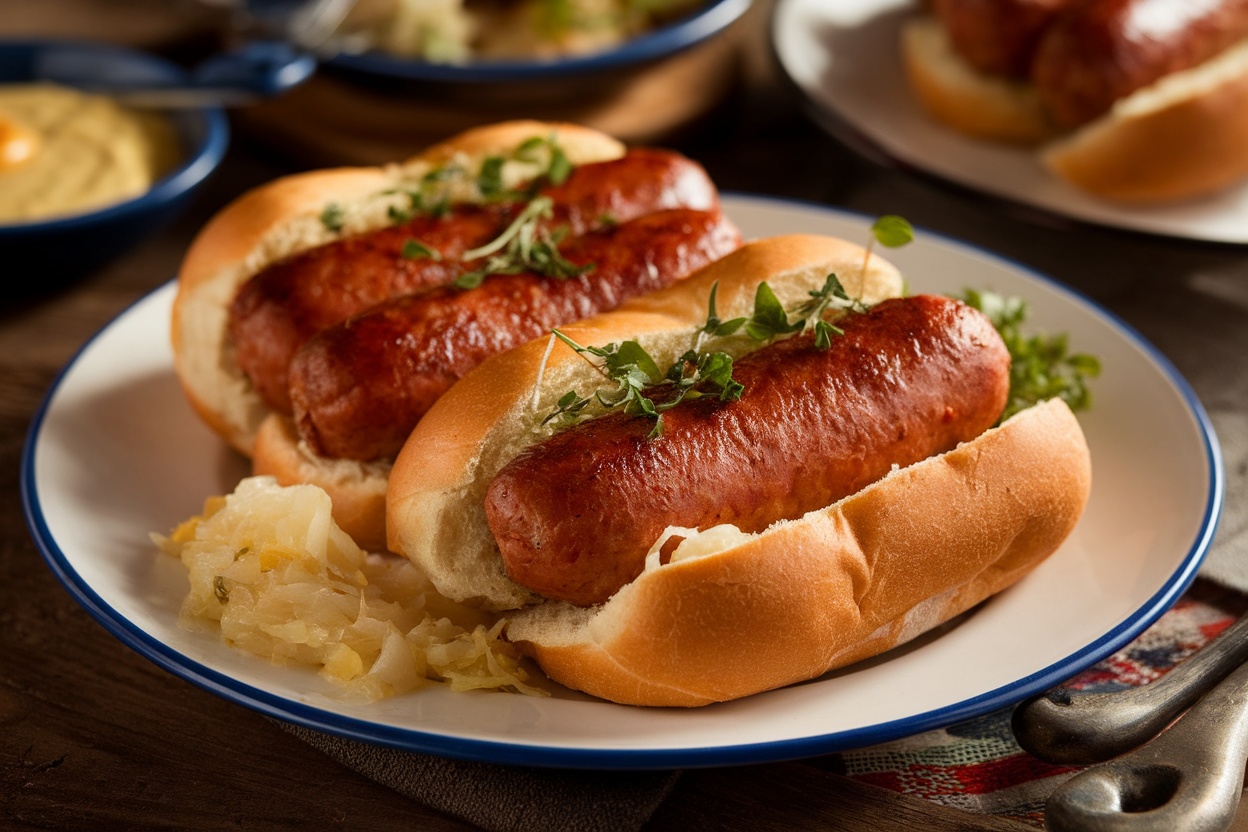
[1014, 613, 1248, 764]
[1044, 656, 1248, 832]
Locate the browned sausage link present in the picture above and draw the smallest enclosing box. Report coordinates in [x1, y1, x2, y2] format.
[484, 295, 1011, 607]
[931, 0, 1077, 77]
[229, 147, 719, 414]
[288, 208, 742, 462]
[1031, 0, 1248, 128]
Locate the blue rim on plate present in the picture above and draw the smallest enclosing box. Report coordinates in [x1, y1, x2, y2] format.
[20, 196, 1221, 769]
[327, 0, 752, 83]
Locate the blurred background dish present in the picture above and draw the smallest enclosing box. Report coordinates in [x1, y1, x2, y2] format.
[771, 0, 1248, 244]
[230, 0, 753, 165]
[0, 38, 229, 282]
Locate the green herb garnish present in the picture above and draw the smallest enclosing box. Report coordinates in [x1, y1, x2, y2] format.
[454, 196, 591, 289]
[213, 576, 230, 604]
[401, 238, 442, 260]
[539, 215, 913, 436]
[547, 329, 742, 439]
[962, 289, 1100, 422]
[319, 202, 346, 233]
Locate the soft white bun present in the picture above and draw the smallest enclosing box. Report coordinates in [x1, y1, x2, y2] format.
[386, 234, 1091, 706]
[171, 121, 627, 458]
[901, 14, 1248, 202]
[902, 15, 1056, 143]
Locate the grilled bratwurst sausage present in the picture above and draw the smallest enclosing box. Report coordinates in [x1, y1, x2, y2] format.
[929, 0, 1076, 77]
[484, 294, 1012, 607]
[289, 208, 742, 462]
[1031, 0, 1248, 127]
[229, 147, 718, 413]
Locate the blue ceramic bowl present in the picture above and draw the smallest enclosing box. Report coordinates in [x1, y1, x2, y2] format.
[326, 0, 753, 88]
[0, 39, 229, 280]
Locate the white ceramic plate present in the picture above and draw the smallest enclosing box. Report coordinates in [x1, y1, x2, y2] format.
[22, 195, 1220, 769]
[771, 0, 1248, 244]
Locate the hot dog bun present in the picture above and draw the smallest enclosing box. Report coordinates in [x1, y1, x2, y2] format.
[386, 235, 1093, 706]
[172, 120, 627, 458]
[901, 12, 1248, 202]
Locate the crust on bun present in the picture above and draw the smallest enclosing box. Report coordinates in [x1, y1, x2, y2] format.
[902, 15, 1056, 143]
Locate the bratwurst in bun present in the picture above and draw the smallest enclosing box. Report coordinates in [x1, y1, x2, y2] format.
[387, 234, 1093, 706]
[903, 0, 1248, 202]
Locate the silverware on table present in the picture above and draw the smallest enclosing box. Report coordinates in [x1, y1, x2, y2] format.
[1013, 613, 1248, 831]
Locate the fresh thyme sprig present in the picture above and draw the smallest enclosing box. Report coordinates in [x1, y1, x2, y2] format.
[961, 289, 1101, 422]
[453, 195, 591, 289]
[539, 214, 915, 437]
[542, 275, 858, 436]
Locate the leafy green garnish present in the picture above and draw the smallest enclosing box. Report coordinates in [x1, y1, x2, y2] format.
[454, 196, 591, 289]
[539, 215, 914, 437]
[962, 289, 1100, 422]
[542, 275, 856, 435]
[547, 329, 742, 438]
[871, 215, 915, 248]
[319, 202, 346, 233]
[401, 238, 441, 260]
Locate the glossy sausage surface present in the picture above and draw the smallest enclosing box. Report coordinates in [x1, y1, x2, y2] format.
[931, 0, 1076, 76]
[1032, 0, 1248, 127]
[484, 295, 1011, 607]
[288, 208, 743, 462]
[229, 148, 719, 413]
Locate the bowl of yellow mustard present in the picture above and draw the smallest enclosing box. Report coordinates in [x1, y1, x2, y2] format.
[0, 39, 228, 279]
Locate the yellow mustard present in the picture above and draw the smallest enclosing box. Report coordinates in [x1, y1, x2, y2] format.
[0, 83, 180, 224]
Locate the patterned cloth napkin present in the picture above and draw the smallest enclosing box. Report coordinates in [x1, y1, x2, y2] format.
[284, 579, 1247, 831]
[824, 578, 1248, 827]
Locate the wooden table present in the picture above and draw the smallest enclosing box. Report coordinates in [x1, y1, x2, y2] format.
[7, 2, 1248, 830]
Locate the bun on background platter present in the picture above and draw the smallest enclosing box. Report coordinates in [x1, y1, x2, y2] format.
[901, 3, 1248, 203]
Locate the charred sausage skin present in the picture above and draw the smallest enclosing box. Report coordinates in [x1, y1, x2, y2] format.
[229, 147, 719, 413]
[288, 208, 742, 462]
[484, 294, 1012, 608]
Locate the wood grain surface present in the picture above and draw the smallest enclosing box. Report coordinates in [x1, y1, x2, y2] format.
[7, 2, 1248, 830]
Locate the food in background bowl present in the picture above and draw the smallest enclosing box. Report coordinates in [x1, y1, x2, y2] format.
[0, 39, 228, 280]
[0, 83, 180, 224]
[341, 0, 707, 63]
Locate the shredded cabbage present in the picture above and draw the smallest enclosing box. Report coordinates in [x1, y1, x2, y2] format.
[152, 476, 547, 701]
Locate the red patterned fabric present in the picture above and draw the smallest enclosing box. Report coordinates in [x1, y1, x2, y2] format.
[826, 579, 1248, 826]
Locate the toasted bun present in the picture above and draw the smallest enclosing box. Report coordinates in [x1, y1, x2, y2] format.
[387, 234, 909, 610]
[901, 15, 1056, 143]
[901, 14, 1248, 202]
[1042, 38, 1248, 202]
[386, 234, 1092, 706]
[171, 121, 627, 457]
[252, 413, 391, 552]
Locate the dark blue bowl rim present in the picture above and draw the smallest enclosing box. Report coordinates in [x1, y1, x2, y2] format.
[0, 37, 230, 235]
[328, 0, 752, 82]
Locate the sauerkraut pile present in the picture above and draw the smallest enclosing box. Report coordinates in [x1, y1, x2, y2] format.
[153, 476, 546, 701]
